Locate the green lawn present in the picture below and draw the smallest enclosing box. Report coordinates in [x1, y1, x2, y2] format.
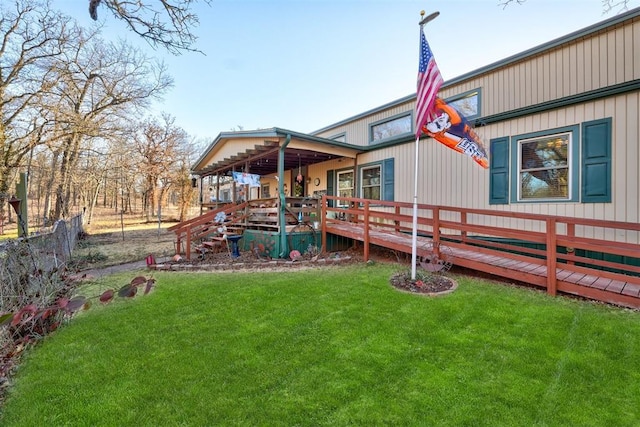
[2, 264, 640, 426]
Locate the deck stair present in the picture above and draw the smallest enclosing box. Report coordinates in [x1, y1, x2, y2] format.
[170, 197, 322, 260]
[168, 202, 248, 259]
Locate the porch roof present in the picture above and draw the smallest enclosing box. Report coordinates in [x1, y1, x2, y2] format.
[192, 127, 365, 178]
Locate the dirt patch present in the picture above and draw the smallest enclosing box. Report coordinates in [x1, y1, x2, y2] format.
[71, 226, 177, 271]
[389, 271, 457, 295]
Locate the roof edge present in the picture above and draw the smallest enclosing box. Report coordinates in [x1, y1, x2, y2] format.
[191, 127, 365, 172]
[310, 6, 640, 135]
[444, 6, 640, 87]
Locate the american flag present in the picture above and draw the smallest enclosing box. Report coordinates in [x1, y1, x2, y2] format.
[415, 27, 443, 138]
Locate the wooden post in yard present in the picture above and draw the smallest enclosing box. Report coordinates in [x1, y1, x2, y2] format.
[363, 200, 370, 261]
[546, 218, 557, 296]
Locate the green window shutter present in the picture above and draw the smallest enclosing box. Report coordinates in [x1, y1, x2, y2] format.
[382, 158, 395, 201]
[489, 137, 509, 205]
[581, 118, 612, 203]
[326, 170, 335, 207]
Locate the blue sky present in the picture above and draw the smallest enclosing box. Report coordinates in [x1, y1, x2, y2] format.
[57, 0, 636, 141]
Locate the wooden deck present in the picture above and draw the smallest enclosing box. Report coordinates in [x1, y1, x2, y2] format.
[321, 196, 640, 310]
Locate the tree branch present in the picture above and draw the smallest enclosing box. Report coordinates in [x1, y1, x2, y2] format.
[88, 0, 212, 55]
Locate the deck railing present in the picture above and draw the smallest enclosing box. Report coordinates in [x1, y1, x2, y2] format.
[171, 197, 322, 259]
[168, 202, 248, 259]
[321, 195, 640, 297]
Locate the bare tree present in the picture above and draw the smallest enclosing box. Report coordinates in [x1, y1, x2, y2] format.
[130, 114, 189, 222]
[87, 0, 212, 54]
[0, 0, 80, 221]
[171, 138, 197, 222]
[602, 0, 635, 13]
[45, 29, 173, 220]
[499, 0, 634, 13]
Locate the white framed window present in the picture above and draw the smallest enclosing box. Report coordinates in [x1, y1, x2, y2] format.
[517, 132, 571, 201]
[337, 170, 354, 207]
[361, 165, 381, 201]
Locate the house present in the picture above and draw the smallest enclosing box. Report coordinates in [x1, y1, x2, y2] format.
[191, 8, 640, 245]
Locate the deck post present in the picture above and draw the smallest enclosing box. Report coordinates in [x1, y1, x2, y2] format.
[566, 222, 576, 265]
[363, 200, 370, 261]
[433, 207, 440, 247]
[186, 229, 192, 260]
[321, 195, 327, 253]
[460, 211, 467, 244]
[546, 218, 557, 296]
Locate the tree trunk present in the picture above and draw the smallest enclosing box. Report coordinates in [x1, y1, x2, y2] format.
[54, 134, 82, 220]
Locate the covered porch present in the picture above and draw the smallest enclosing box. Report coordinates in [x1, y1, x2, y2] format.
[183, 128, 364, 260]
[191, 128, 364, 210]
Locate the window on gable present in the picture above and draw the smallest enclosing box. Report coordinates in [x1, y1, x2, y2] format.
[447, 89, 481, 120]
[370, 114, 412, 143]
[331, 133, 346, 143]
[517, 132, 571, 201]
[361, 166, 381, 200]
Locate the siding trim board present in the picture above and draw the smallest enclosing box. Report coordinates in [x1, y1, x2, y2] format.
[477, 79, 640, 126]
[359, 80, 640, 153]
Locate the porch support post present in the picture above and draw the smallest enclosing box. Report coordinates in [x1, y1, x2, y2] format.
[199, 176, 203, 215]
[278, 134, 292, 257]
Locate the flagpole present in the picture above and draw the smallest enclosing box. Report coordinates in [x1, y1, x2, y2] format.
[411, 133, 420, 280]
[411, 10, 440, 280]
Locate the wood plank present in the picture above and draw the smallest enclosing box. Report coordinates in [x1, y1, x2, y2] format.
[577, 274, 599, 287]
[556, 269, 575, 280]
[606, 280, 625, 294]
[564, 272, 587, 284]
[621, 283, 640, 297]
[590, 277, 612, 290]
[530, 265, 547, 276]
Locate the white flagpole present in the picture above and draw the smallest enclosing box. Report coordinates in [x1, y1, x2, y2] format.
[412, 11, 440, 280]
[411, 134, 420, 280]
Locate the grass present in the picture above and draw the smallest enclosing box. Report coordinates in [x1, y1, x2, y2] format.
[2, 263, 640, 426]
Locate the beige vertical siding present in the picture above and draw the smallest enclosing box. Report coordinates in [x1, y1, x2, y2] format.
[435, 20, 640, 118]
[315, 19, 640, 149]
[337, 90, 638, 241]
[306, 15, 639, 240]
[314, 100, 415, 147]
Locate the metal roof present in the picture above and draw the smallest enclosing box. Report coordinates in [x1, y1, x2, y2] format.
[192, 128, 364, 178]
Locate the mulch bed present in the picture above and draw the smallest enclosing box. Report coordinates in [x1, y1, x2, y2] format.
[389, 271, 457, 295]
[149, 247, 360, 271]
